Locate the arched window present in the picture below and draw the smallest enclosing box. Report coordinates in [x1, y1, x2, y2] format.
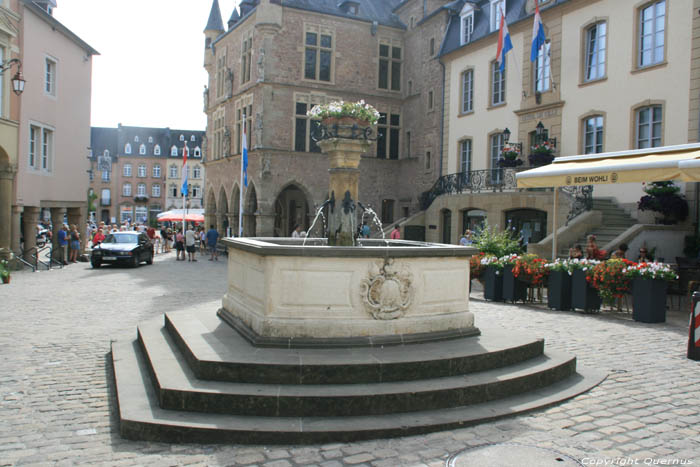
[152, 164, 161, 178]
[125, 143, 132, 154]
[194, 147, 201, 157]
[171, 145, 178, 156]
[505, 209, 547, 245]
[139, 144, 146, 155]
[190, 135, 196, 142]
[154, 145, 161, 155]
[103, 149, 110, 157]
[179, 134, 185, 141]
[134, 135, 139, 142]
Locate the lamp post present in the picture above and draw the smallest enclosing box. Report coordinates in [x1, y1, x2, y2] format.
[0, 58, 25, 96]
[502, 127, 522, 153]
[534, 121, 557, 149]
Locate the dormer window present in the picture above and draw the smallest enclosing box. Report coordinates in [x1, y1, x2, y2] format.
[460, 4, 475, 45]
[179, 134, 185, 141]
[148, 136, 153, 143]
[139, 144, 146, 155]
[490, 0, 505, 33]
[154, 145, 161, 156]
[134, 135, 139, 142]
[339, 0, 360, 16]
[194, 147, 201, 157]
[125, 143, 132, 154]
[171, 145, 178, 156]
[190, 135, 196, 142]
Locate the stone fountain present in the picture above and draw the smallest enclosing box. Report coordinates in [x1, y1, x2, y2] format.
[110, 114, 604, 444]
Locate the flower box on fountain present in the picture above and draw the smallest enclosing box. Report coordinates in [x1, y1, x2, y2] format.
[307, 100, 380, 139]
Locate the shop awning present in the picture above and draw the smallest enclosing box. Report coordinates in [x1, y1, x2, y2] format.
[516, 143, 700, 188]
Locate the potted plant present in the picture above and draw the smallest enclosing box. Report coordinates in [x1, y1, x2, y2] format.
[624, 261, 678, 323]
[528, 141, 555, 167]
[569, 259, 601, 312]
[500, 254, 527, 303]
[0, 259, 10, 284]
[637, 181, 689, 225]
[480, 255, 504, 302]
[545, 259, 573, 311]
[307, 100, 380, 138]
[497, 144, 523, 168]
[588, 259, 634, 310]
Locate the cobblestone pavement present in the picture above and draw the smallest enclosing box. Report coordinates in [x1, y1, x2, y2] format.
[1, 253, 699, 466]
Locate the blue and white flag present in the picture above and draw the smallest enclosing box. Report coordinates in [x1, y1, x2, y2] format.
[530, 0, 547, 62]
[181, 143, 189, 196]
[496, 6, 513, 73]
[241, 122, 248, 187]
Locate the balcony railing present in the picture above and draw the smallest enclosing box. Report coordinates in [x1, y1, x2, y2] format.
[419, 168, 524, 210]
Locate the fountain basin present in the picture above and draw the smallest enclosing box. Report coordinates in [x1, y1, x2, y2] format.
[220, 237, 479, 344]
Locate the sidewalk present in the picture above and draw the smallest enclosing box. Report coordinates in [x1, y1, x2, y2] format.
[0, 256, 698, 466]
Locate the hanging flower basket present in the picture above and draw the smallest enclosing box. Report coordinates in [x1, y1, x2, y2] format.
[528, 141, 555, 167]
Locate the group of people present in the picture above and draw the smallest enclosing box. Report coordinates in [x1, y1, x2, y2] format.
[569, 234, 654, 262]
[89, 221, 221, 262]
[55, 224, 82, 265]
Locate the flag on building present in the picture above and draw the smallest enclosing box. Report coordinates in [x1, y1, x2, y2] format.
[242, 121, 248, 187]
[496, 6, 513, 73]
[530, 0, 547, 62]
[181, 142, 189, 196]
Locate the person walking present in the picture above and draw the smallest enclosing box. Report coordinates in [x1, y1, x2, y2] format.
[175, 229, 185, 261]
[199, 228, 207, 253]
[57, 225, 68, 265]
[69, 224, 80, 263]
[185, 225, 197, 262]
[206, 225, 219, 261]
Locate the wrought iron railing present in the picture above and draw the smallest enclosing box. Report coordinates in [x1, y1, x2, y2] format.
[561, 185, 593, 225]
[419, 168, 525, 210]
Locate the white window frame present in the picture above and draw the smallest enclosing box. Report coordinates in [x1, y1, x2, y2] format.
[491, 61, 505, 106]
[29, 125, 37, 168]
[40, 128, 52, 171]
[152, 164, 161, 178]
[535, 42, 551, 93]
[123, 183, 132, 196]
[154, 145, 161, 155]
[125, 143, 132, 154]
[490, 133, 505, 183]
[638, 0, 665, 68]
[584, 21, 606, 82]
[148, 136, 153, 143]
[193, 166, 201, 179]
[460, 139, 472, 173]
[636, 105, 663, 149]
[28, 122, 54, 172]
[461, 69, 474, 114]
[102, 169, 110, 182]
[44, 56, 57, 97]
[583, 115, 604, 154]
[490, 0, 504, 33]
[152, 184, 161, 197]
[179, 134, 185, 142]
[171, 146, 178, 156]
[139, 144, 146, 155]
[123, 164, 132, 177]
[194, 147, 201, 157]
[460, 7, 474, 45]
[169, 165, 178, 178]
[137, 164, 146, 177]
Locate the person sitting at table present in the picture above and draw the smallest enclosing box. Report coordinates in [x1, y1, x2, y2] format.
[637, 246, 654, 262]
[569, 245, 583, 259]
[611, 243, 629, 260]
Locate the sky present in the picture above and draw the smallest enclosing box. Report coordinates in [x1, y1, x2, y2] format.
[53, 0, 240, 131]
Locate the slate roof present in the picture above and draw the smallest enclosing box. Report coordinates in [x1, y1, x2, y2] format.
[205, 0, 225, 32]
[280, 0, 405, 28]
[440, 0, 569, 57]
[90, 127, 118, 161]
[91, 126, 205, 159]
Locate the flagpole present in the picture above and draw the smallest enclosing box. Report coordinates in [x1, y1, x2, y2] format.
[182, 142, 187, 236]
[238, 113, 245, 237]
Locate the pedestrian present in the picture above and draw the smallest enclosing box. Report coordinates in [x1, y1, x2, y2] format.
[291, 224, 303, 238]
[92, 227, 105, 247]
[199, 228, 207, 253]
[160, 225, 169, 253]
[569, 245, 584, 260]
[390, 226, 401, 240]
[185, 225, 197, 262]
[361, 222, 370, 238]
[69, 224, 80, 263]
[206, 224, 219, 261]
[175, 229, 185, 261]
[57, 224, 68, 265]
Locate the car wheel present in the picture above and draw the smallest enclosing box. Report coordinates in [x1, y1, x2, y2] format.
[146, 252, 153, 265]
[91, 260, 101, 268]
[132, 255, 140, 268]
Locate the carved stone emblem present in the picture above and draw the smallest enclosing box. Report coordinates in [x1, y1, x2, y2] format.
[360, 259, 413, 320]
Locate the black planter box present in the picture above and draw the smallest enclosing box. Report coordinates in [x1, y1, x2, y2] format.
[548, 270, 572, 311]
[632, 278, 667, 323]
[571, 269, 601, 312]
[503, 265, 527, 303]
[483, 265, 504, 302]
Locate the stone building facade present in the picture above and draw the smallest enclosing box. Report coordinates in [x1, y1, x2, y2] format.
[202, 0, 451, 237]
[89, 125, 205, 225]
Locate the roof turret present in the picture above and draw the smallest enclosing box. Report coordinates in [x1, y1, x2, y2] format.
[204, 0, 225, 33]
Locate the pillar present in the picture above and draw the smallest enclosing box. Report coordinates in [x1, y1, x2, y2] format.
[317, 137, 370, 246]
[67, 207, 84, 255]
[51, 207, 67, 262]
[227, 213, 236, 237]
[11, 205, 22, 255]
[256, 213, 276, 237]
[0, 167, 16, 259]
[216, 211, 224, 237]
[22, 206, 40, 260]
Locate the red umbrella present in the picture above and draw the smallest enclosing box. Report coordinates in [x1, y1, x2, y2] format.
[156, 211, 204, 223]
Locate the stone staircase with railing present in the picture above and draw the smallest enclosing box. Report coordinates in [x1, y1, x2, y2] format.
[558, 198, 637, 258]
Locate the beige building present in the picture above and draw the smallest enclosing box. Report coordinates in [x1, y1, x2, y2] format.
[433, 0, 698, 256]
[5, 0, 97, 261]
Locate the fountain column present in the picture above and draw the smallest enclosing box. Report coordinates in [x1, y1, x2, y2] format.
[317, 137, 370, 246]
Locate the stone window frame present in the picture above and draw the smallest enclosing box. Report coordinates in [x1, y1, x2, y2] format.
[193, 165, 202, 179]
[240, 31, 253, 85]
[302, 23, 335, 84]
[292, 92, 338, 153]
[124, 143, 132, 154]
[137, 183, 147, 197]
[154, 145, 161, 156]
[489, 59, 506, 108]
[375, 109, 401, 160]
[579, 110, 606, 155]
[234, 95, 253, 155]
[123, 182, 132, 197]
[488, 130, 506, 184]
[429, 37, 435, 57]
[377, 38, 402, 92]
[168, 164, 178, 179]
[44, 55, 57, 98]
[534, 41, 551, 93]
[139, 144, 146, 155]
[459, 67, 474, 116]
[152, 164, 161, 178]
[633, 0, 667, 72]
[169, 183, 178, 198]
[151, 183, 161, 198]
[631, 100, 665, 149]
[170, 145, 178, 156]
[191, 184, 201, 199]
[580, 18, 608, 85]
[28, 122, 55, 173]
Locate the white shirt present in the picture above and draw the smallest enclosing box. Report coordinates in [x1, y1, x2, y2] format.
[185, 229, 196, 246]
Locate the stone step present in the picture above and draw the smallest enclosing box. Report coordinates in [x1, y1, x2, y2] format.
[112, 339, 606, 444]
[162, 311, 545, 385]
[137, 319, 576, 417]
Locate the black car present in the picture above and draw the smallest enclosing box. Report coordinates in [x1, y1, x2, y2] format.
[91, 232, 154, 268]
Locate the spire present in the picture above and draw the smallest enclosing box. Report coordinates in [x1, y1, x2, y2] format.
[204, 0, 225, 33]
[227, 8, 240, 29]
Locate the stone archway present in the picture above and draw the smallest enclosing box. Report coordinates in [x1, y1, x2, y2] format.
[243, 183, 257, 237]
[273, 183, 311, 237]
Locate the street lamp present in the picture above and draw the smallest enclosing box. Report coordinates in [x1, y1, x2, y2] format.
[502, 127, 511, 143]
[502, 127, 522, 153]
[0, 58, 25, 96]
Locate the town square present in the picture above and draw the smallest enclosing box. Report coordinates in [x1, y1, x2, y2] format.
[1, 0, 700, 465]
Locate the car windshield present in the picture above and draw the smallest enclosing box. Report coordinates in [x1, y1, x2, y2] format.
[103, 233, 138, 244]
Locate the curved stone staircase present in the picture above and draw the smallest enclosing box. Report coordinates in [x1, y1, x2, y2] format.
[111, 310, 605, 444]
